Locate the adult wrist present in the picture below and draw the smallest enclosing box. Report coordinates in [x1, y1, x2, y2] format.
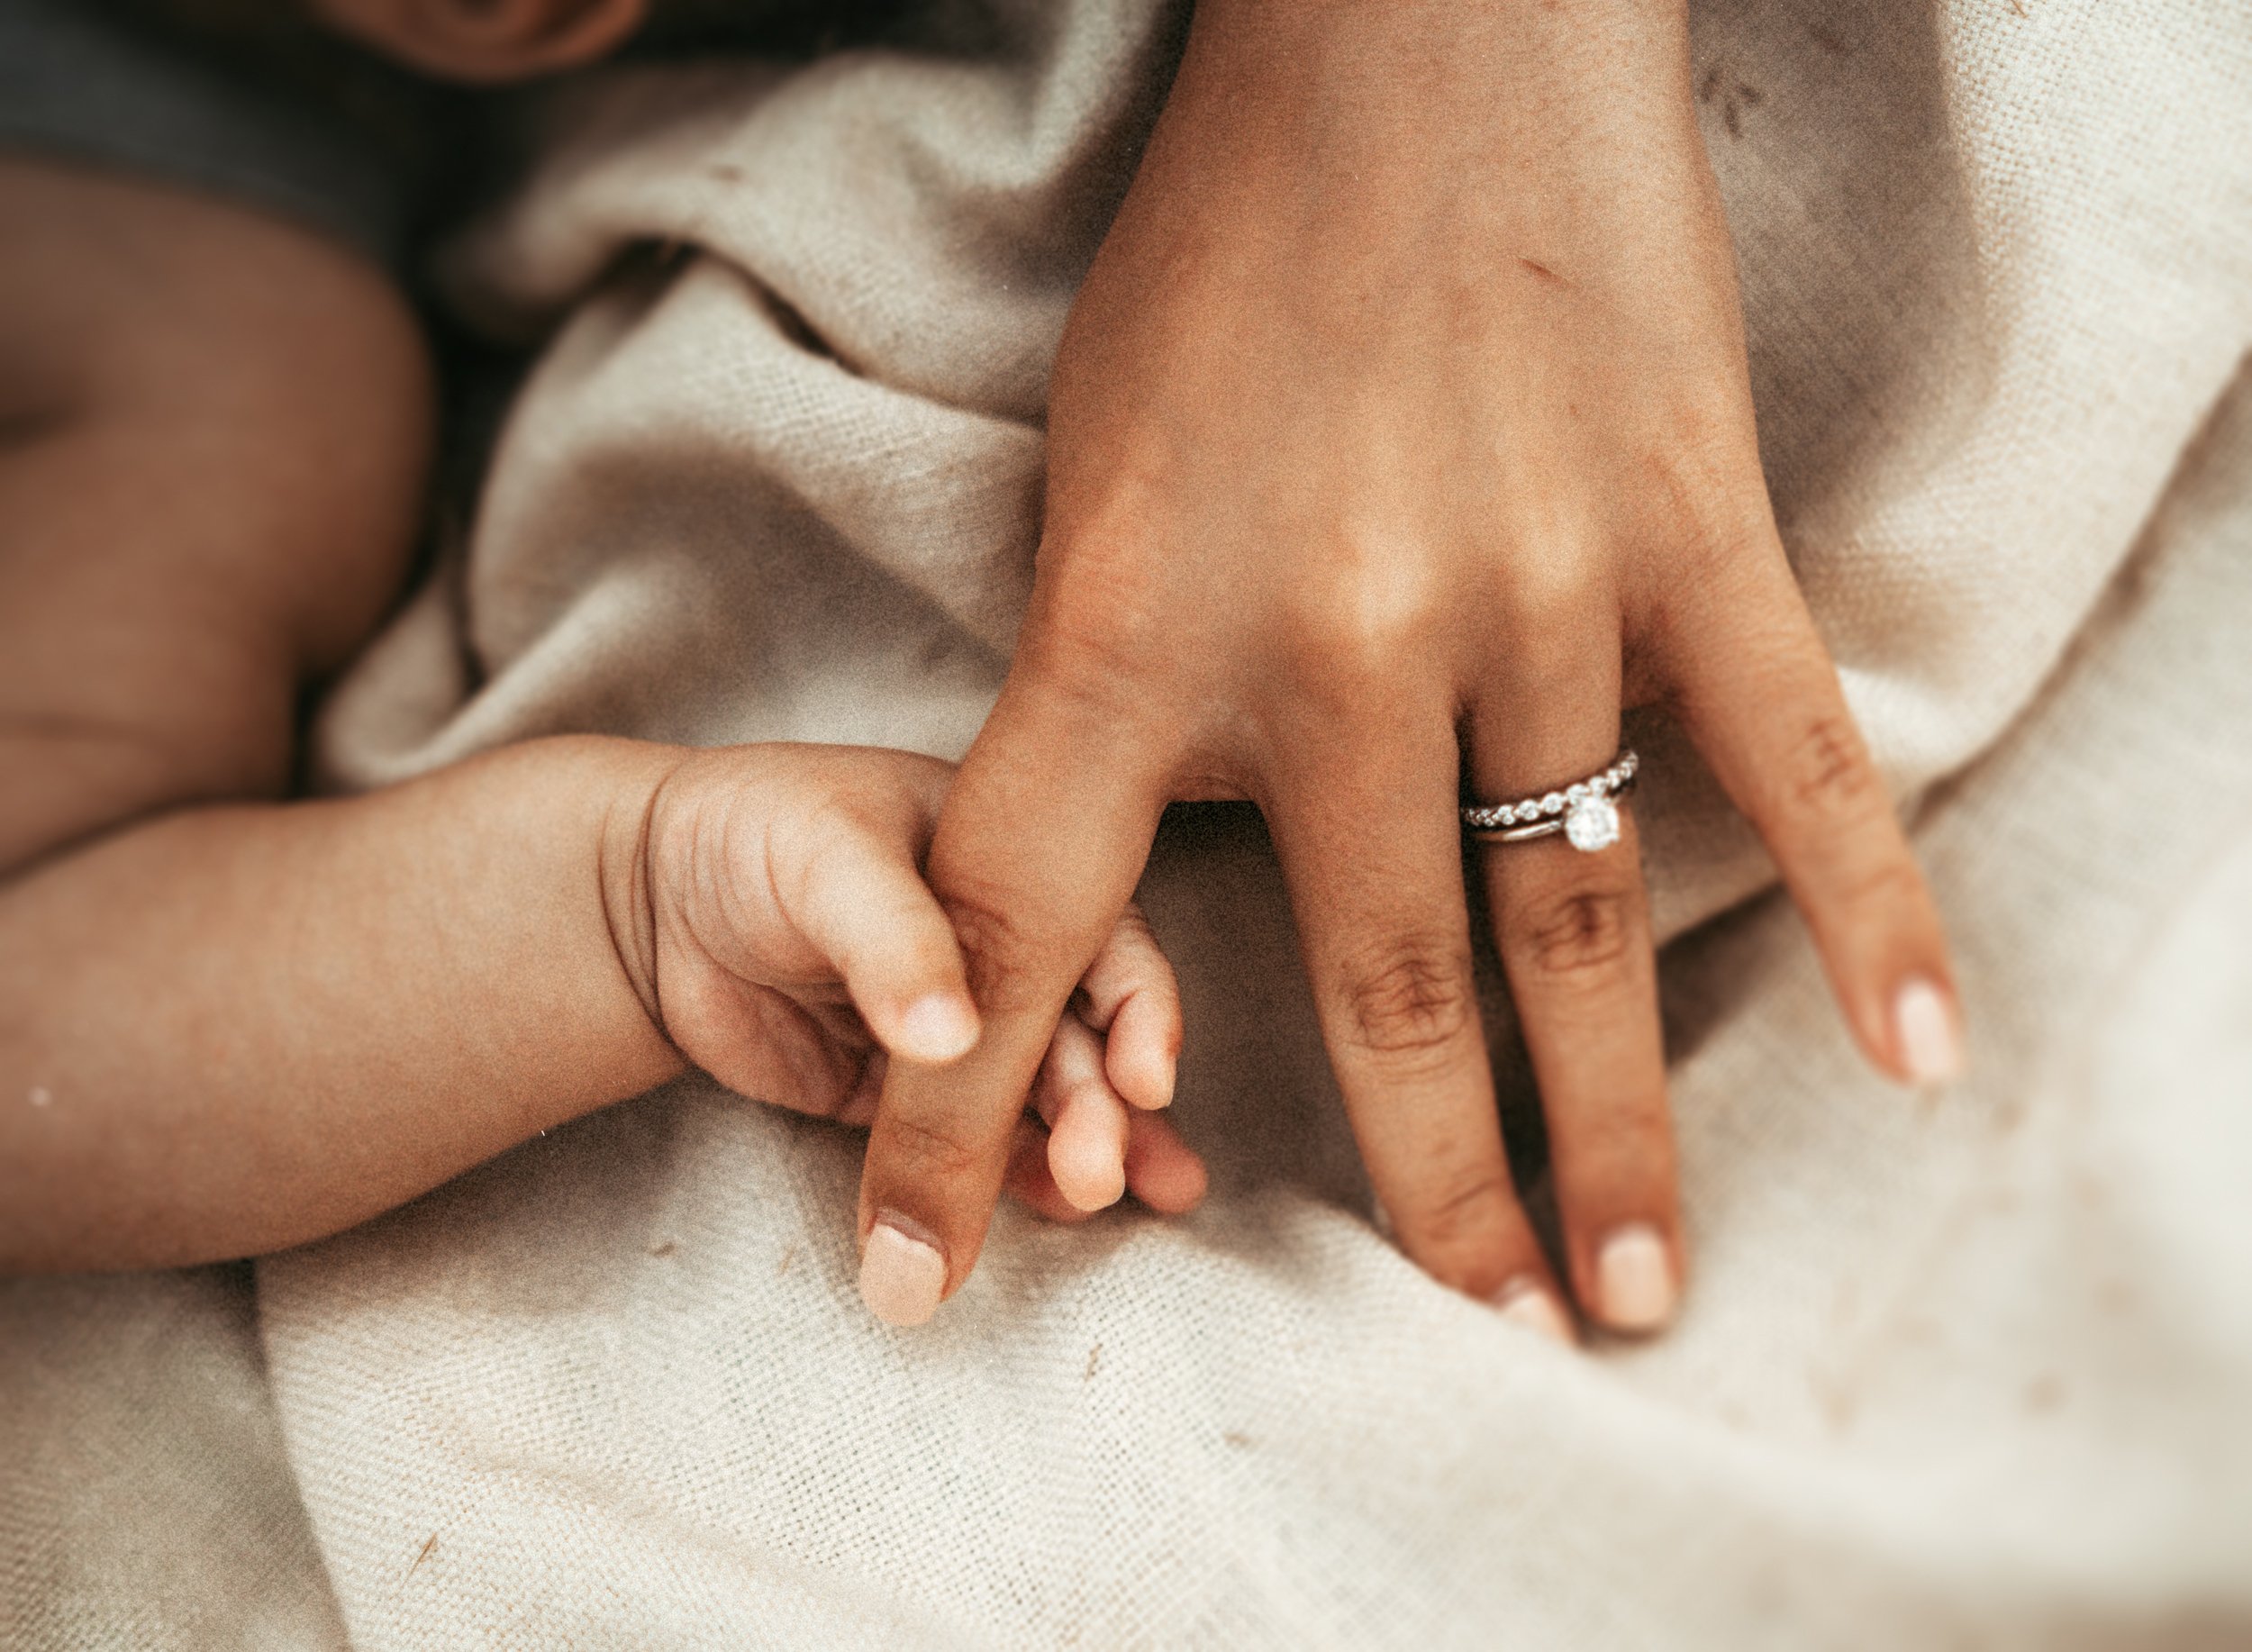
[1179, 0, 1693, 129]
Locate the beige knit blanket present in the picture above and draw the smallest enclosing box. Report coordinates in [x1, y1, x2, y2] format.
[6, 1, 2252, 1646]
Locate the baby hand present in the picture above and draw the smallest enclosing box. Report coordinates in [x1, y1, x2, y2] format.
[635, 743, 1204, 1222]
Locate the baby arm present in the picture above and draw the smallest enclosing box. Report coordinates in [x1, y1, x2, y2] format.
[0, 155, 660, 1268]
[4, 730, 1206, 1272]
[0, 159, 1198, 1275]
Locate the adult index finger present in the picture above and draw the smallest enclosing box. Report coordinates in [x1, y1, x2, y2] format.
[855, 670, 1169, 1326]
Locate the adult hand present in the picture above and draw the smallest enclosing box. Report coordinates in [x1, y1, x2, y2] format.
[856, 0, 1960, 1334]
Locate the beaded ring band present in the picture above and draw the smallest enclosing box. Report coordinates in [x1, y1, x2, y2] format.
[1460, 748, 1639, 853]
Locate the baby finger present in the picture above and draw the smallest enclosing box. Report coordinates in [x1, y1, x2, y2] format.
[1033, 1012, 1132, 1212]
[1074, 902, 1181, 1110]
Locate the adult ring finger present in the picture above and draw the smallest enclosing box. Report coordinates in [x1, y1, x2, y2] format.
[1464, 690, 1679, 1335]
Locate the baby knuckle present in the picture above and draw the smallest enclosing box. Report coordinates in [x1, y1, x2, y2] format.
[1519, 886, 1635, 982]
[1334, 935, 1477, 1062]
[1110, 901, 1159, 948]
[1098, 905, 1169, 981]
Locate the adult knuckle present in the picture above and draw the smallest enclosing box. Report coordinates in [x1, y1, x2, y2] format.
[1283, 640, 1385, 723]
[1832, 849, 1928, 925]
[880, 1112, 986, 1183]
[1653, 402, 1751, 493]
[1782, 711, 1883, 821]
[1408, 1165, 1520, 1257]
[1642, 429, 1775, 569]
[1519, 885, 1636, 982]
[940, 881, 1058, 1017]
[1495, 542, 1605, 634]
[1565, 1103, 1675, 1179]
[1022, 556, 1168, 715]
[1335, 934, 1477, 1062]
[1285, 537, 1445, 689]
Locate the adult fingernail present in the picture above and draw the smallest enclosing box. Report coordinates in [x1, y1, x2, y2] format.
[1595, 1225, 1677, 1333]
[1491, 1278, 1574, 1345]
[897, 994, 979, 1064]
[858, 1211, 947, 1326]
[1893, 977, 1964, 1086]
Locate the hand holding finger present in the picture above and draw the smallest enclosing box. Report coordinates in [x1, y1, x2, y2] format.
[651, 746, 979, 1119]
[783, 818, 982, 1067]
[1031, 1007, 1209, 1213]
[856, 674, 1168, 1325]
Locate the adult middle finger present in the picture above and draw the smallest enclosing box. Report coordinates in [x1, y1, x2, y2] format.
[1264, 694, 1569, 1339]
[857, 668, 1167, 1325]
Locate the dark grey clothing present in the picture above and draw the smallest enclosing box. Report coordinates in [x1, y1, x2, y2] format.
[0, 0, 449, 269]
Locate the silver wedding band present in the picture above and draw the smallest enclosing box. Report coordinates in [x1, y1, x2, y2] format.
[1461, 748, 1638, 853]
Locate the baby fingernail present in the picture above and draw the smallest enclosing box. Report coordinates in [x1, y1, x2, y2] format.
[1595, 1225, 1677, 1333]
[898, 994, 978, 1064]
[1055, 1134, 1128, 1212]
[1892, 977, 1965, 1086]
[858, 1211, 947, 1327]
[1491, 1278, 1574, 1345]
[1151, 1048, 1178, 1109]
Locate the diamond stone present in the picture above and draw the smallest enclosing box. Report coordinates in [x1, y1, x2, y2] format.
[1564, 793, 1621, 853]
[1540, 792, 1565, 816]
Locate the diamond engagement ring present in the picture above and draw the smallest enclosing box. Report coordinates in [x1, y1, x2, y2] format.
[1461, 748, 1639, 853]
